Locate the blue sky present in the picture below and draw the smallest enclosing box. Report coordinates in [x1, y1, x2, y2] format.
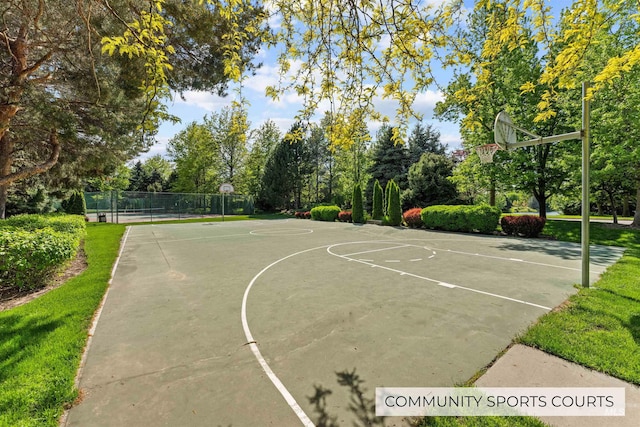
[145, 0, 571, 160]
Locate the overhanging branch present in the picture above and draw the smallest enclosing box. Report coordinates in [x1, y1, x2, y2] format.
[0, 129, 61, 187]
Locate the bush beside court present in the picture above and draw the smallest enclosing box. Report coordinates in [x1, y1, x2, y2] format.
[403, 207, 424, 228]
[421, 205, 501, 234]
[310, 205, 341, 222]
[501, 215, 546, 237]
[0, 214, 86, 291]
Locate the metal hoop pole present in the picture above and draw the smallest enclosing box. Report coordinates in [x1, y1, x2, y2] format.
[581, 82, 591, 288]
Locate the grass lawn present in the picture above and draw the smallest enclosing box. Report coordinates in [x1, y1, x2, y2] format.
[519, 220, 640, 384]
[0, 223, 126, 426]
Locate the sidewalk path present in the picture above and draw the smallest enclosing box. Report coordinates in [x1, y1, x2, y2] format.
[476, 344, 640, 427]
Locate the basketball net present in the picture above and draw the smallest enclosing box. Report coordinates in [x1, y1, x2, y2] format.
[476, 143, 501, 164]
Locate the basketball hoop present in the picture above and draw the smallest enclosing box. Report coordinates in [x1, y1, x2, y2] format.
[476, 143, 501, 164]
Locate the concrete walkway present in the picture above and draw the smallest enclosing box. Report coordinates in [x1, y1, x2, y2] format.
[476, 344, 640, 427]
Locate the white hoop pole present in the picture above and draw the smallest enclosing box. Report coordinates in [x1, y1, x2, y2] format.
[509, 130, 582, 149]
[581, 82, 591, 288]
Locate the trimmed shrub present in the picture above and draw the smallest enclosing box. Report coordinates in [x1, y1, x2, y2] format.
[310, 205, 341, 222]
[352, 184, 365, 224]
[403, 207, 424, 228]
[2, 213, 86, 235]
[61, 191, 86, 215]
[384, 181, 392, 216]
[501, 215, 547, 237]
[338, 211, 352, 222]
[386, 180, 402, 226]
[372, 180, 383, 220]
[421, 205, 501, 234]
[0, 214, 85, 290]
[294, 211, 312, 219]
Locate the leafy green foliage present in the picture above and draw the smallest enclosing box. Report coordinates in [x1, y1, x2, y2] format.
[0, 215, 85, 290]
[61, 192, 86, 216]
[372, 180, 383, 220]
[421, 205, 501, 234]
[310, 205, 341, 222]
[386, 180, 402, 226]
[366, 126, 409, 208]
[402, 153, 458, 210]
[500, 215, 546, 238]
[403, 208, 423, 228]
[0, 223, 124, 426]
[352, 184, 365, 224]
[522, 220, 640, 385]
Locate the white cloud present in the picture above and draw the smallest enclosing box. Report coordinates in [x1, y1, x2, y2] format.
[172, 91, 230, 112]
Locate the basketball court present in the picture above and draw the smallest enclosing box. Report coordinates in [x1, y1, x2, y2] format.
[64, 219, 625, 426]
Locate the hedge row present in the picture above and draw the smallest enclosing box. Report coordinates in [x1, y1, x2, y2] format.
[421, 205, 501, 234]
[0, 214, 86, 291]
[501, 215, 546, 237]
[310, 205, 341, 222]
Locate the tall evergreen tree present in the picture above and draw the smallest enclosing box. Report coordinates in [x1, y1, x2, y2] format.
[365, 125, 409, 211]
[352, 183, 365, 224]
[408, 122, 445, 165]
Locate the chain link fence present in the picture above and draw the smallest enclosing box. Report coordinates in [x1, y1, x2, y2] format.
[85, 191, 255, 223]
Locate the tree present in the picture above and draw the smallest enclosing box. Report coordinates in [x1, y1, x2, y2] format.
[402, 153, 458, 210]
[365, 126, 409, 211]
[0, 0, 155, 218]
[352, 183, 364, 224]
[128, 162, 151, 192]
[204, 106, 249, 191]
[258, 123, 311, 210]
[372, 180, 383, 220]
[167, 122, 220, 193]
[386, 179, 402, 226]
[408, 122, 445, 165]
[0, 0, 267, 218]
[246, 120, 281, 198]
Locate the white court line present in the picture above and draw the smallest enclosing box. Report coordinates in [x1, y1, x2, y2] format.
[326, 243, 552, 311]
[441, 248, 581, 272]
[341, 244, 411, 258]
[241, 246, 327, 427]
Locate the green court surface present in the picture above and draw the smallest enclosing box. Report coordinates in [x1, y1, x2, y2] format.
[64, 219, 625, 426]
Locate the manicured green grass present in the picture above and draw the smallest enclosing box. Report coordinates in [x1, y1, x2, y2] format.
[0, 223, 126, 426]
[519, 220, 640, 384]
[418, 416, 546, 427]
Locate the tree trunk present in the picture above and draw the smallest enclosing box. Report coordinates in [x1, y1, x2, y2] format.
[489, 180, 496, 207]
[632, 184, 640, 228]
[622, 198, 630, 218]
[607, 189, 618, 224]
[0, 135, 15, 219]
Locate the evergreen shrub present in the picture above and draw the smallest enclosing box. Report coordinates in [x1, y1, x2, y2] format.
[352, 184, 365, 224]
[386, 180, 402, 226]
[372, 180, 383, 220]
[421, 205, 501, 234]
[61, 192, 86, 215]
[310, 205, 341, 222]
[501, 215, 546, 237]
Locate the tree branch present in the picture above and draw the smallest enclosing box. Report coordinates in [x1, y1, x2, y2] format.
[0, 129, 61, 186]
